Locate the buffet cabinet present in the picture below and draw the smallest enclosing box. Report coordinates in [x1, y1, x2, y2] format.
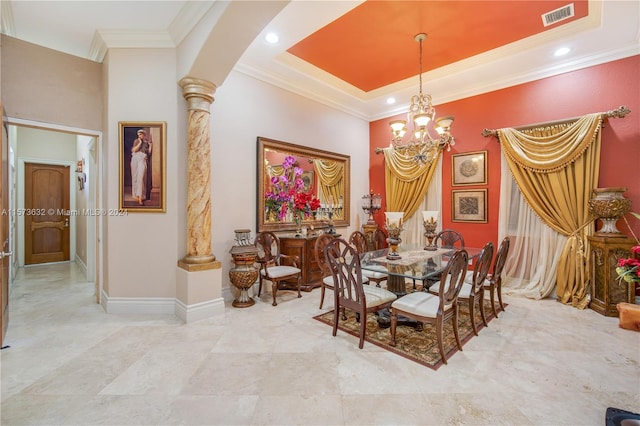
[588, 234, 636, 316]
[279, 235, 324, 292]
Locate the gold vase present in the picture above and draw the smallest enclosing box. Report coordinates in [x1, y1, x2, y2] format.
[229, 229, 258, 307]
[588, 187, 632, 236]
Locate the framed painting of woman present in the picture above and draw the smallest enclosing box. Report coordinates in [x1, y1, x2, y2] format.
[118, 122, 166, 212]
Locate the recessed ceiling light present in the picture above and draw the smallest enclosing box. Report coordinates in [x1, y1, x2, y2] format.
[554, 47, 571, 57]
[386, 97, 396, 105]
[265, 32, 279, 44]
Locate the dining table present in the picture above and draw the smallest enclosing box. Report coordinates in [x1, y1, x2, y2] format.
[359, 244, 483, 328]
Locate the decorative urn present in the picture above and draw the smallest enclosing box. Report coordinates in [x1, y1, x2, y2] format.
[588, 187, 632, 236]
[228, 229, 259, 308]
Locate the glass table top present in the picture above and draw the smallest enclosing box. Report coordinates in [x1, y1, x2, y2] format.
[360, 244, 481, 281]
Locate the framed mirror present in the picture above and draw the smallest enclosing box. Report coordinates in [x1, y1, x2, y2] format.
[257, 136, 350, 233]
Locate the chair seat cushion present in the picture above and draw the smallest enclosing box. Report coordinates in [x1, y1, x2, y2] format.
[262, 265, 300, 279]
[391, 292, 440, 318]
[362, 285, 397, 308]
[362, 269, 388, 279]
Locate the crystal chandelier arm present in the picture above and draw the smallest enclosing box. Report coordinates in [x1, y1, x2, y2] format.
[387, 33, 455, 162]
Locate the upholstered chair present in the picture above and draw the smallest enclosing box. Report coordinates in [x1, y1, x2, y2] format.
[390, 249, 469, 365]
[485, 237, 510, 317]
[422, 228, 466, 290]
[324, 238, 397, 349]
[456, 242, 494, 336]
[254, 231, 302, 306]
[314, 233, 337, 309]
[348, 231, 388, 288]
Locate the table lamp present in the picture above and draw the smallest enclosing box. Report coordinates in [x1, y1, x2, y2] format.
[385, 211, 404, 260]
[422, 210, 439, 251]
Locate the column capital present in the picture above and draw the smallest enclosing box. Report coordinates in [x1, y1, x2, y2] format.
[179, 77, 217, 112]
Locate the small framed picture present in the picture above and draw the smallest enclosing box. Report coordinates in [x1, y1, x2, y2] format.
[452, 150, 487, 186]
[452, 189, 487, 223]
[118, 122, 166, 212]
[301, 170, 314, 192]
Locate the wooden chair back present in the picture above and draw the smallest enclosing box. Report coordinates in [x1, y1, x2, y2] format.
[324, 238, 366, 313]
[435, 229, 465, 249]
[373, 228, 388, 249]
[436, 249, 469, 308]
[348, 231, 367, 253]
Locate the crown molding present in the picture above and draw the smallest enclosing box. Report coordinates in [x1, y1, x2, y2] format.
[168, 1, 215, 45]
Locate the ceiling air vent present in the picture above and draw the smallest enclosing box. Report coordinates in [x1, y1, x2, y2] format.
[542, 3, 575, 27]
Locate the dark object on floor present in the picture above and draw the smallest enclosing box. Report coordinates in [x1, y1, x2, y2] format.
[606, 407, 640, 426]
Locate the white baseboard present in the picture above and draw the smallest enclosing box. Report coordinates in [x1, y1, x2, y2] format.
[175, 298, 225, 323]
[101, 290, 176, 315]
[100, 288, 225, 322]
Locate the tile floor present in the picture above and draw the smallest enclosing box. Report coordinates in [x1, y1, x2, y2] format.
[1, 262, 639, 425]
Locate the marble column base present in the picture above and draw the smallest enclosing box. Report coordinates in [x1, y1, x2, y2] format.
[175, 261, 224, 323]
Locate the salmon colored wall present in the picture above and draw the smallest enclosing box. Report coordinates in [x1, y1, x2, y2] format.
[370, 55, 640, 250]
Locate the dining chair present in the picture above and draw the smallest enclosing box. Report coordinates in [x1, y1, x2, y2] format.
[316, 233, 370, 310]
[390, 249, 469, 365]
[420, 228, 466, 291]
[254, 231, 302, 306]
[348, 231, 388, 288]
[485, 237, 511, 317]
[434, 229, 465, 249]
[373, 228, 388, 249]
[324, 238, 397, 349]
[314, 233, 337, 309]
[457, 241, 493, 336]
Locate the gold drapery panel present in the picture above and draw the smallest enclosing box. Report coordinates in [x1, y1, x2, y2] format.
[381, 147, 440, 220]
[498, 113, 603, 308]
[314, 159, 344, 212]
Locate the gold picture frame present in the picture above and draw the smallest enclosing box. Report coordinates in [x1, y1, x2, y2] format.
[452, 150, 487, 186]
[118, 122, 166, 212]
[452, 189, 488, 223]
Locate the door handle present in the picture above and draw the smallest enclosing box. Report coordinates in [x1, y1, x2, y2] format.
[64, 218, 69, 227]
[0, 251, 12, 260]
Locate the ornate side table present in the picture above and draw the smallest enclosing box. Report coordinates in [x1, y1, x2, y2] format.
[588, 234, 636, 316]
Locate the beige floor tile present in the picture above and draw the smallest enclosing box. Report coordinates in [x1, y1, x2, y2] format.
[1, 261, 639, 426]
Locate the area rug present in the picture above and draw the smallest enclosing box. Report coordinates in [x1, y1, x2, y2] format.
[313, 299, 501, 370]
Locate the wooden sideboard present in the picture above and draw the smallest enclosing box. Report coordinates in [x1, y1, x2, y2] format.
[588, 234, 636, 316]
[279, 234, 340, 292]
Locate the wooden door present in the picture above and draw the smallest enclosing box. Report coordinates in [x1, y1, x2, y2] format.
[1, 105, 10, 346]
[24, 163, 70, 265]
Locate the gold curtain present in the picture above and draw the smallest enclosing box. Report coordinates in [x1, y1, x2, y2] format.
[382, 147, 440, 220]
[267, 164, 284, 178]
[314, 159, 344, 215]
[498, 113, 603, 308]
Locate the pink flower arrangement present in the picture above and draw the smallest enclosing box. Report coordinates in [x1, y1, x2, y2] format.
[265, 155, 320, 221]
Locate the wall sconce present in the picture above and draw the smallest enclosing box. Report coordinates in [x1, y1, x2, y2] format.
[422, 210, 439, 251]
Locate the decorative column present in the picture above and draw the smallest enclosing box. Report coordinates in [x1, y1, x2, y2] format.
[175, 77, 223, 323]
[179, 77, 217, 265]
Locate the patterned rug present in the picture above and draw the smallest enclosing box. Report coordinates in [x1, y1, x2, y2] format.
[313, 298, 501, 370]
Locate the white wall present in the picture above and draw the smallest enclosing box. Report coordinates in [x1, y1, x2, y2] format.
[75, 135, 94, 274]
[210, 70, 370, 295]
[104, 48, 180, 299]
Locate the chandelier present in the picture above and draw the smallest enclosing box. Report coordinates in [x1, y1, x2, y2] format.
[389, 33, 455, 164]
